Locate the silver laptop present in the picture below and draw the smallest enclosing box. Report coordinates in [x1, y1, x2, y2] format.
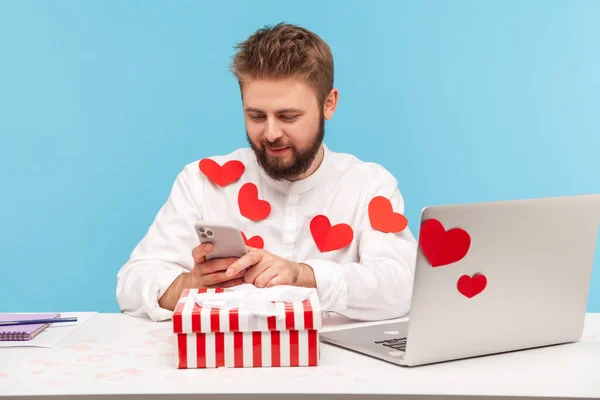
[320, 194, 600, 367]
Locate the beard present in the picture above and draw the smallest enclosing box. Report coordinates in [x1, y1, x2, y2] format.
[247, 117, 325, 181]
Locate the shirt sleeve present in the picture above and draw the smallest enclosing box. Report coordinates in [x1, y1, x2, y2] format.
[116, 167, 202, 321]
[301, 170, 418, 321]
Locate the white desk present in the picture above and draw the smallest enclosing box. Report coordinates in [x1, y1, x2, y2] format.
[1, 312, 599, 399]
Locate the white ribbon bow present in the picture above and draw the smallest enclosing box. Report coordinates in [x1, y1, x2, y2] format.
[193, 283, 313, 319]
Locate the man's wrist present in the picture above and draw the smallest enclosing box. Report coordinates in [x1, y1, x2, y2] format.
[181, 272, 196, 289]
[294, 262, 316, 288]
[158, 272, 195, 311]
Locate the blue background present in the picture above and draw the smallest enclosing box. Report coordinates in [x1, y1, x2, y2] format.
[1, 1, 599, 313]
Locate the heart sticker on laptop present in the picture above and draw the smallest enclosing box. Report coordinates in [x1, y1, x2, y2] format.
[419, 218, 471, 267]
[457, 273, 487, 298]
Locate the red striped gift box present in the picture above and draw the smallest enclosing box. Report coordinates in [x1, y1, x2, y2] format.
[173, 288, 322, 368]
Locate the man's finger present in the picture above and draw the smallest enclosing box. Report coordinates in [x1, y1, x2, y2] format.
[200, 257, 239, 274]
[192, 243, 213, 264]
[265, 276, 280, 288]
[226, 250, 263, 277]
[252, 267, 279, 288]
[266, 269, 294, 288]
[204, 270, 246, 286]
[243, 261, 270, 285]
[208, 278, 245, 289]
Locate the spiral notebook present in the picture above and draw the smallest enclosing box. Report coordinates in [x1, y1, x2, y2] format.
[0, 313, 61, 341]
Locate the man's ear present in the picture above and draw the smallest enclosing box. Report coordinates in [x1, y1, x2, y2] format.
[323, 88, 339, 120]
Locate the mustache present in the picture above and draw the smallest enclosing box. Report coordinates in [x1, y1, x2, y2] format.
[262, 140, 292, 150]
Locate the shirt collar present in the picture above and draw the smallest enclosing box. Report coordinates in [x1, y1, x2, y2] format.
[255, 143, 331, 195]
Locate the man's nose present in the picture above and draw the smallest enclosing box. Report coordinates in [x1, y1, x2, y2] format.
[264, 118, 284, 142]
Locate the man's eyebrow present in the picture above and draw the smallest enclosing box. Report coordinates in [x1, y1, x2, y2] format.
[277, 108, 304, 114]
[244, 107, 304, 114]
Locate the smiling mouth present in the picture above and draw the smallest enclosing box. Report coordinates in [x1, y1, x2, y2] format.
[266, 147, 290, 156]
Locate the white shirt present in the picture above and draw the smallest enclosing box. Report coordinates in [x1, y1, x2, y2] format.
[116, 144, 417, 322]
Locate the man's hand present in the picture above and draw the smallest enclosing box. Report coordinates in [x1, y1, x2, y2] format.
[189, 243, 246, 288]
[225, 247, 316, 288]
[158, 243, 245, 311]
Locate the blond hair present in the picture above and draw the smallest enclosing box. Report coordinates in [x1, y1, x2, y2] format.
[230, 23, 334, 106]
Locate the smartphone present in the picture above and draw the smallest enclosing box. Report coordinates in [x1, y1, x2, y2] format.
[194, 221, 248, 260]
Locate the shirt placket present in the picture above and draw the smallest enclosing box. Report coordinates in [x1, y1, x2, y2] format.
[282, 192, 299, 260]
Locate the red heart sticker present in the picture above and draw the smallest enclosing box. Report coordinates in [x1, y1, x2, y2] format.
[199, 159, 245, 187]
[241, 231, 264, 249]
[368, 196, 408, 233]
[310, 215, 354, 252]
[457, 273, 487, 298]
[419, 219, 471, 267]
[238, 183, 271, 221]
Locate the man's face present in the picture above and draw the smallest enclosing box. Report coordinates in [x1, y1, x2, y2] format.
[242, 77, 324, 181]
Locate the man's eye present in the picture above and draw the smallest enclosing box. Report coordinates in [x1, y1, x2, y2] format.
[249, 115, 266, 121]
[280, 115, 299, 121]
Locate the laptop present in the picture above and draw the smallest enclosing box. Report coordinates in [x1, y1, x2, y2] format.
[320, 194, 600, 367]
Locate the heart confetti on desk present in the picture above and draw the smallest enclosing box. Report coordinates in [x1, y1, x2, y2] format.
[238, 183, 271, 221]
[199, 159, 245, 187]
[419, 218, 471, 267]
[457, 273, 487, 298]
[310, 215, 354, 252]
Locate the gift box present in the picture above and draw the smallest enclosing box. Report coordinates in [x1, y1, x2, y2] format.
[172, 286, 323, 368]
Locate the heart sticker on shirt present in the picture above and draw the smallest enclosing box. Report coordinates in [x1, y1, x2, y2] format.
[241, 231, 264, 249]
[310, 215, 354, 252]
[368, 196, 408, 233]
[238, 183, 271, 221]
[457, 273, 487, 298]
[419, 218, 471, 267]
[199, 159, 245, 188]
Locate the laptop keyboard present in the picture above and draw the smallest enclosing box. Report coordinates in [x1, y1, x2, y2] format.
[375, 337, 407, 352]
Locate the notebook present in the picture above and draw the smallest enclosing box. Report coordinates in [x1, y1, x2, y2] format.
[0, 313, 61, 341]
